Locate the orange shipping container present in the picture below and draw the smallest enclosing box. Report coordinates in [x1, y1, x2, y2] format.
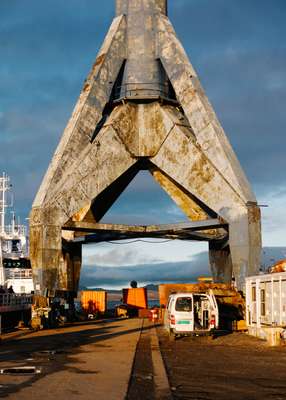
[81, 291, 107, 314]
[122, 288, 148, 309]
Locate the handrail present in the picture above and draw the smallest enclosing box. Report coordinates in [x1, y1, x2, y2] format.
[2, 225, 26, 236]
[0, 293, 32, 307]
[5, 269, 33, 280]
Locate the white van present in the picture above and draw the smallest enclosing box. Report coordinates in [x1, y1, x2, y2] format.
[165, 291, 219, 338]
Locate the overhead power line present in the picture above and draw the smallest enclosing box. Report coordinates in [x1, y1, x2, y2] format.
[105, 239, 173, 245]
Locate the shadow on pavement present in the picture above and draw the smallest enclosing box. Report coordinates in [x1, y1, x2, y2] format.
[0, 318, 152, 398]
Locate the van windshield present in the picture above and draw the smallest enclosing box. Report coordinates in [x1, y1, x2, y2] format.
[175, 297, 192, 312]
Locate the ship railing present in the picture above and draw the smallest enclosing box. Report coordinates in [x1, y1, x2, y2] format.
[3, 225, 27, 236]
[5, 269, 33, 280]
[0, 293, 32, 307]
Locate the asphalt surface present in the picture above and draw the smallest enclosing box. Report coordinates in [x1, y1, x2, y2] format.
[2, 320, 286, 400]
[0, 319, 142, 400]
[157, 327, 286, 400]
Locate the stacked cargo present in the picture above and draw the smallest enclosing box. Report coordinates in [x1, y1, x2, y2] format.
[159, 283, 243, 307]
[81, 291, 107, 315]
[269, 259, 286, 273]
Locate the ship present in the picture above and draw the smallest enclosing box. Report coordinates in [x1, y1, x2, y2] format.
[0, 173, 33, 294]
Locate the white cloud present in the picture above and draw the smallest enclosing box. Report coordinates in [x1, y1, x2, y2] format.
[84, 245, 162, 268]
[83, 240, 208, 268]
[80, 251, 210, 289]
[80, 247, 286, 289]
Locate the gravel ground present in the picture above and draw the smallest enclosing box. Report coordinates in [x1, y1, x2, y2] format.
[157, 328, 286, 400]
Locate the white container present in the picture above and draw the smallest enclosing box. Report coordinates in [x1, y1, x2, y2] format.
[246, 272, 286, 327]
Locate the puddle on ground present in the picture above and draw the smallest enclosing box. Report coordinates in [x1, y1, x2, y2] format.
[36, 350, 68, 355]
[0, 366, 42, 375]
[90, 343, 112, 349]
[31, 350, 69, 360]
[133, 373, 153, 381]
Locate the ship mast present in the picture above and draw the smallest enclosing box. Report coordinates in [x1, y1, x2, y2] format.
[0, 172, 11, 235]
[0, 173, 10, 285]
[0, 173, 12, 235]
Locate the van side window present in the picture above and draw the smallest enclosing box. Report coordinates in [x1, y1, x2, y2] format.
[175, 297, 192, 312]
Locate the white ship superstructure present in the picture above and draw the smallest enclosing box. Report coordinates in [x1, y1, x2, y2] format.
[0, 173, 33, 294]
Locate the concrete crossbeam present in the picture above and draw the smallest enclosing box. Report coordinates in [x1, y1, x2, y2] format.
[63, 219, 226, 233]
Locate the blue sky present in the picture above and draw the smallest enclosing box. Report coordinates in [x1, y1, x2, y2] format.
[1, 0, 286, 288]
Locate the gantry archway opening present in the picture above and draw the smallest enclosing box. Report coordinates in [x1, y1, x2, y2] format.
[60, 165, 229, 295]
[76, 170, 222, 291]
[79, 239, 210, 292]
[63, 162, 229, 245]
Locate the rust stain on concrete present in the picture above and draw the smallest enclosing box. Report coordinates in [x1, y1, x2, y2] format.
[93, 53, 106, 69]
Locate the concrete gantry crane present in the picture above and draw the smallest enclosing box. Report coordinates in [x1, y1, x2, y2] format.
[30, 0, 261, 299]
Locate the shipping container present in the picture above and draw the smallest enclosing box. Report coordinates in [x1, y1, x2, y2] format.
[81, 291, 107, 314]
[246, 272, 286, 327]
[122, 288, 148, 309]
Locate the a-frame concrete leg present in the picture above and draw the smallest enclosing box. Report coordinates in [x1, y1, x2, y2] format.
[30, 109, 139, 294]
[33, 15, 127, 208]
[153, 16, 262, 287]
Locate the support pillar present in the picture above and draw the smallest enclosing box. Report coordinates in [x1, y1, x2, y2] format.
[60, 240, 82, 296]
[30, 206, 82, 296]
[209, 242, 232, 284]
[209, 205, 261, 289]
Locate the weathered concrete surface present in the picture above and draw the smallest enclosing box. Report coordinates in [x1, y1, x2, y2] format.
[150, 167, 210, 222]
[0, 319, 142, 400]
[116, 0, 167, 17]
[33, 15, 127, 209]
[30, 0, 261, 294]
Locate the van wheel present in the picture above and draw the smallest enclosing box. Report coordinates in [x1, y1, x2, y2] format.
[169, 329, 176, 341]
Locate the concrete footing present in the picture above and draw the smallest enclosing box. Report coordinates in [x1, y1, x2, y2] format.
[248, 326, 286, 346]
